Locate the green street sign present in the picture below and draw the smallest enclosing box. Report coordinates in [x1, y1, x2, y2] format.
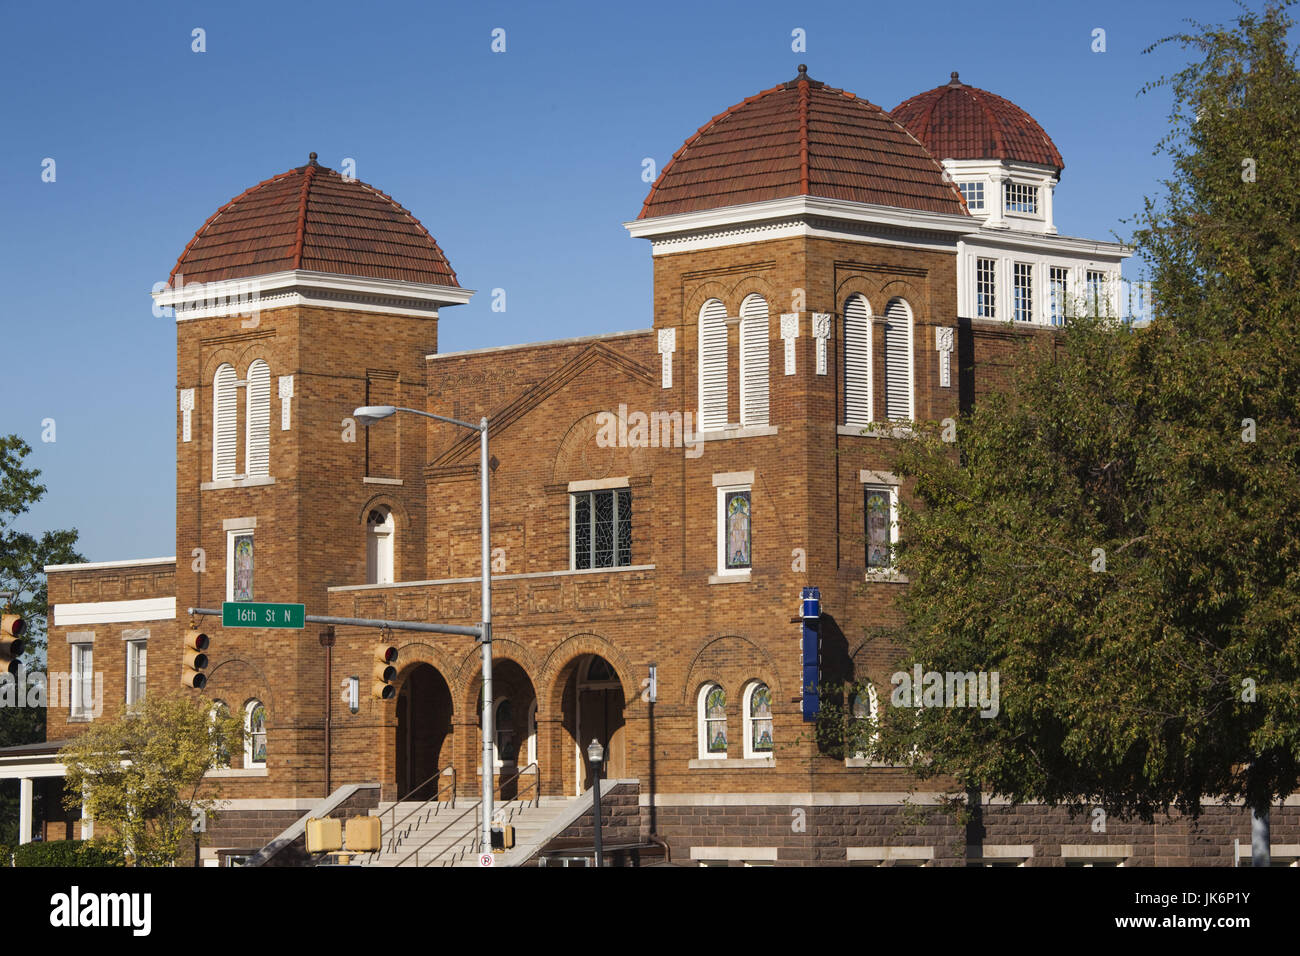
[222, 602, 305, 629]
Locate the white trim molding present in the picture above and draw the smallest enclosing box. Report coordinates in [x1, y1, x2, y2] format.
[45, 556, 175, 573]
[690, 846, 779, 862]
[846, 846, 934, 864]
[55, 598, 176, 627]
[568, 476, 631, 493]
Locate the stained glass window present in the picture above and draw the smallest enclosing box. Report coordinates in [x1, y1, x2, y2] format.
[212, 701, 231, 767]
[850, 685, 879, 759]
[246, 701, 267, 767]
[724, 491, 751, 570]
[572, 489, 632, 570]
[866, 488, 892, 569]
[233, 533, 254, 602]
[748, 683, 773, 754]
[704, 684, 727, 754]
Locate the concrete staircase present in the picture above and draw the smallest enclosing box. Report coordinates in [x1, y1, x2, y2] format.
[356, 795, 573, 867]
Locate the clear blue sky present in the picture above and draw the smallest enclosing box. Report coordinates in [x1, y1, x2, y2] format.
[0, 0, 1245, 561]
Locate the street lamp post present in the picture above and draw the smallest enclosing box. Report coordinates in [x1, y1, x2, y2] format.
[587, 738, 604, 868]
[354, 404, 494, 854]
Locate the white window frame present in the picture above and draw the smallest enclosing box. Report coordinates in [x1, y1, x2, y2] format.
[125, 638, 147, 710]
[210, 700, 232, 769]
[882, 298, 915, 422]
[526, 699, 538, 767]
[976, 258, 998, 319]
[226, 524, 255, 602]
[697, 298, 729, 432]
[861, 471, 901, 577]
[1049, 265, 1070, 325]
[70, 642, 95, 721]
[212, 363, 238, 481]
[715, 483, 753, 576]
[1003, 181, 1040, 216]
[244, 700, 267, 769]
[958, 181, 985, 211]
[847, 683, 880, 763]
[244, 359, 271, 478]
[1013, 262, 1034, 323]
[697, 682, 727, 760]
[741, 680, 774, 760]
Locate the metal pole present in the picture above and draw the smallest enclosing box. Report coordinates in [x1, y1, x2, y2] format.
[479, 418, 494, 854]
[592, 757, 603, 868]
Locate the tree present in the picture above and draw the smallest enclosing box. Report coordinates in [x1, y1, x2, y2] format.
[834, 2, 1300, 843]
[0, 434, 82, 843]
[59, 694, 245, 866]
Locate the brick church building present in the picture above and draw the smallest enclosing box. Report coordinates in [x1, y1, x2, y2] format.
[6, 66, 1292, 865]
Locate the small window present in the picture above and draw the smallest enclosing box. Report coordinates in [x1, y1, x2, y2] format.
[717, 487, 752, 574]
[71, 643, 95, 720]
[843, 293, 873, 426]
[1003, 182, 1039, 214]
[698, 298, 729, 431]
[883, 298, 913, 421]
[1013, 263, 1034, 323]
[211, 701, 232, 767]
[865, 485, 899, 571]
[976, 258, 998, 319]
[1049, 266, 1070, 325]
[849, 684, 880, 760]
[743, 682, 774, 758]
[245, 359, 271, 477]
[126, 639, 147, 710]
[212, 363, 237, 480]
[699, 683, 727, 758]
[245, 700, 267, 769]
[738, 293, 770, 427]
[366, 508, 395, 585]
[495, 698, 518, 766]
[571, 488, 632, 570]
[227, 530, 254, 602]
[958, 181, 985, 211]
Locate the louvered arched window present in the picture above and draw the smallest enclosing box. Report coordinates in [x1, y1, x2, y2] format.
[212, 363, 237, 480]
[883, 298, 914, 421]
[844, 294, 873, 425]
[698, 298, 728, 431]
[739, 294, 770, 427]
[245, 359, 271, 477]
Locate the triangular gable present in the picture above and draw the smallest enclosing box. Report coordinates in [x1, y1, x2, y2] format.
[429, 341, 656, 470]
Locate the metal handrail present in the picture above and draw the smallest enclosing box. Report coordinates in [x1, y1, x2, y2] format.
[399, 762, 541, 868]
[377, 768, 456, 856]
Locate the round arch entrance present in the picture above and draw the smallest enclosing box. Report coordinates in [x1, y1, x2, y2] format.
[395, 663, 453, 800]
[560, 654, 626, 795]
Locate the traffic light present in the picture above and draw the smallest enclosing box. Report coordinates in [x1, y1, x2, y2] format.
[372, 644, 397, 700]
[0, 613, 25, 675]
[182, 628, 210, 689]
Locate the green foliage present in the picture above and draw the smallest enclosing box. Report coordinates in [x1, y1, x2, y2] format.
[59, 694, 244, 866]
[0, 434, 83, 843]
[12, 839, 124, 868]
[852, 3, 1300, 822]
[0, 843, 10, 866]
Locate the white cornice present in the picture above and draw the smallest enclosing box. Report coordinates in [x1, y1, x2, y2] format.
[45, 556, 176, 573]
[961, 229, 1132, 260]
[625, 195, 975, 255]
[153, 269, 474, 321]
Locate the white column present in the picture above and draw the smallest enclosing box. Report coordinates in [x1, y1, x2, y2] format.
[1043, 177, 1057, 235]
[987, 170, 1009, 229]
[18, 777, 33, 844]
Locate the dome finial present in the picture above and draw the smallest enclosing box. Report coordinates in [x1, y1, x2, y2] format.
[949, 71, 961, 86]
[308, 151, 319, 166]
[798, 64, 807, 77]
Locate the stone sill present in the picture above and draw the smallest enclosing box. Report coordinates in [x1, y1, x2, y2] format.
[708, 572, 751, 585]
[201, 476, 276, 491]
[865, 570, 909, 584]
[694, 425, 779, 442]
[207, 767, 269, 778]
[838, 424, 915, 440]
[688, 757, 775, 769]
[363, 476, 403, 486]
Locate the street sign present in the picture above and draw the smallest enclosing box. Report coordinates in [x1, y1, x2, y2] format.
[222, 602, 305, 629]
[479, 853, 494, 868]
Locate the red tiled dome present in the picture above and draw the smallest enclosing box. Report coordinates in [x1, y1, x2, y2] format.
[169, 155, 459, 287]
[639, 66, 968, 220]
[892, 73, 1064, 171]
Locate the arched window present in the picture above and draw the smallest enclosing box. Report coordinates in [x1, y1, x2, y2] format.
[210, 700, 231, 767]
[743, 681, 774, 758]
[212, 363, 237, 480]
[843, 294, 873, 425]
[698, 298, 728, 431]
[245, 359, 271, 477]
[849, 684, 880, 760]
[495, 698, 518, 766]
[366, 508, 395, 584]
[698, 683, 727, 759]
[738, 293, 770, 427]
[245, 700, 267, 769]
[883, 298, 914, 421]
